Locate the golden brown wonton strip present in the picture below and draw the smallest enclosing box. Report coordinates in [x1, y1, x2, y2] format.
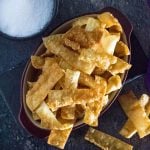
[61, 69, 80, 120]
[83, 99, 103, 126]
[35, 102, 73, 130]
[26, 63, 64, 111]
[47, 89, 101, 111]
[31, 56, 45, 69]
[43, 37, 95, 74]
[79, 48, 117, 70]
[119, 91, 150, 138]
[48, 128, 72, 149]
[64, 69, 80, 89]
[97, 12, 123, 33]
[85, 128, 133, 150]
[120, 94, 150, 138]
[83, 76, 107, 126]
[106, 75, 122, 94]
[114, 41, 130, 57]
[108, 58, 131, 75]
[100, 31, 120, 55]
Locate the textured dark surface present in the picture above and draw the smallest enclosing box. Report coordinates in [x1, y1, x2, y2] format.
[0, 0, 150, 150]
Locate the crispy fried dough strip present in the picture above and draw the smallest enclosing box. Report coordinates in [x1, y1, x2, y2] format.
[48, 128, 72, 149]
[59, 59, 106, 90]
[106, 75, 122, 94]
[35, 102, 73, 130]
[120, 94, 150, 138]
[79, 48, 117, 70]
[119, 91, 150, 138]
[83, 99, 103, 126]
[97, 12, 123, 32]
[47, 89, 101, 111]
[85, 128, 133, 150]
[108, 58, 132, 75]
[26, 63, 64, 111]
[114, 41, 130, 57]
[100, 31, 120, 55]
[43, 36, 95, 74]
[64, 69, 80, 89]
[61, 69, 80, 120]
[83, 76, 107, 126]
[31, 56, 45, 69]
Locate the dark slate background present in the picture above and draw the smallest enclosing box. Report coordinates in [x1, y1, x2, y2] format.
[0, 0, 150, 150]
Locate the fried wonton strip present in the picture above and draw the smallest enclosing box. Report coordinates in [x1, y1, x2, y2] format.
[79, 73, 97, 88]
[120, 119, 137, 139]
[59, 59, 103, 90]
[79, 48, 117, 70]
[120, 94, 150, 138]
[42, 57, 60, 71]
[119, 91, 150, 138]
[26, 63, 64, 111]
[59, 59, 100, 89]
[47, 89, 101, 111]
[63, 26, 103, 50]
[73, 89, 102, 104]
[95, 76, 107, 93]
[97, 12, 123, 32]
[59, 58, 73, 70]
[35, 102, 61, 129]
[100, 32, 120, 55]
[36, 102, 73, 130]
[106, 75, 122, 94]
[31, 56, 45, 69]
[43, 37, 95, 74]
[85, 128, 133, 150]
[114, 41, 130, 57]
[79, 74, 107, 95]
[108, 58, 132, 75]
[47, 89, 73, 111]
[83, 99, 103, 126]
[61, 69, 80, 120]
[83, 76, 107, 126]
[64, 69, 80, 89]
[47, 128, 72, 149]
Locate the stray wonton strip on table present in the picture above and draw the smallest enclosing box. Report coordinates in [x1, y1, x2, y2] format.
[119, 93, 150, 138]
[119, 91, 150, 138]
[85, 128, 133, 150]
